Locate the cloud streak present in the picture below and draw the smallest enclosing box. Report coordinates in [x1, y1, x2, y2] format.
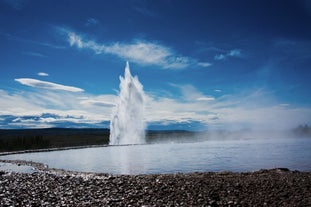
[1, 32, 66, 50]
[67, 32, 209, 69]
[23, 51, 47, 58]
[37, 72, 49, 77]
[15, 78, 84, 92]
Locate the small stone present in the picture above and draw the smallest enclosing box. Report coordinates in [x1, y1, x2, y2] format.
[228, 200, 234, 204]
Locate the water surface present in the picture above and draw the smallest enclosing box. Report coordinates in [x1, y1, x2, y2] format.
[0, 162, 36, 173]
[1, 138, 310, 174]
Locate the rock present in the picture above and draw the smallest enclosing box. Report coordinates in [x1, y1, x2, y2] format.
[276, 168, 290, 172]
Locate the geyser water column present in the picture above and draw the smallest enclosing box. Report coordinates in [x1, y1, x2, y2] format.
[109, 62, 146, 145]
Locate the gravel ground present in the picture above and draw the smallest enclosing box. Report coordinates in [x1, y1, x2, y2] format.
[0, 161, 310, 207]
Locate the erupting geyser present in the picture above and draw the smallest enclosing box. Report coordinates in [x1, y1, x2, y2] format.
[109, 62, 146, 145]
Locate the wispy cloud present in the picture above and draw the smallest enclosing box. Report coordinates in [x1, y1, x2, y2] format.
[1, 32, 66, 49]
[170, 84, 215, 102]
[68, 32, 190, 69]
[23, 51, 47, 58]
[67, 31, 208, 69]
[198, 62, 212, 67]
[228, 49, 241, 57]
[37, 72, 49, 77]
[214, 54, 226, 60]
[214, 49, 242, 60]
[79, 95, 115, 107]
[15, 78, 84, 92]
[85, 18, 99, 26]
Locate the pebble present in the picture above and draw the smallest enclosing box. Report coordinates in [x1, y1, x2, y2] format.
[0, 160, 310, 206]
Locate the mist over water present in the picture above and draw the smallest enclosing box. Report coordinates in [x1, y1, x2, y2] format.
[109, 62, 146, 145]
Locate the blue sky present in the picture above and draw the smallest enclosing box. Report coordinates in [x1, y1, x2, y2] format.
[0, 0, 311, 130]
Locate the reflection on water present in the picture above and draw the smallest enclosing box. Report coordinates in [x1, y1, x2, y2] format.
[1, 138, 311, 174]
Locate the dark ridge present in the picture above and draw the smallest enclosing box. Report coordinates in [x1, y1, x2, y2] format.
[0, 128, 110, 152]
[0, 128, 199, 153]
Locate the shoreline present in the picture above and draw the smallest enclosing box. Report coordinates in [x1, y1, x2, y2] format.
[0, 158, 310, 175]
[0, 159, 310, 206]
[0, 144, 106, 156]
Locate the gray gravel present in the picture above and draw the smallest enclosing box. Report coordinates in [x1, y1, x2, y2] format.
[0, 165, 310, 206]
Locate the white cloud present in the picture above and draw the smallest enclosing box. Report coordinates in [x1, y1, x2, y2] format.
[67, 31, 207, 69]
[198, 62, 212, 67]
[144, 88, 311, 130]
[228, 49, 241, 57]
[214, 49, 242, 61]
[0, 89, 46, 116]
[0, 83, 310, 130]
[37, 72, 49, 77]
[196, 97, 215, 101]
[79, 95, 116, 107]
[68, 33, 85, 48]
[171, 84, 215, 102]
[0, 89, 115, 128]
[214, 54, 226, 60]
[15, 78, 84, 92]
[106, 41, 176, 67]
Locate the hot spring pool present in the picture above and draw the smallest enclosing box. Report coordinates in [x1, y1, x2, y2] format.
[1, 138, 310, 174]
